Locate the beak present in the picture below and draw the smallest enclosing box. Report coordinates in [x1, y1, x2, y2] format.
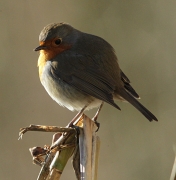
[34, 45, 47, 51]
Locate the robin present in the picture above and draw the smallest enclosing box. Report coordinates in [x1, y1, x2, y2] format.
[35, 22, 157, 125]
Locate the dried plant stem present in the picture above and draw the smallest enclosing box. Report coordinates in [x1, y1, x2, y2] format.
[19, 114, 100, 180]
[37, 130, 77, 180]
[78, 114, 100, 180]
[170, 156, 176, 180]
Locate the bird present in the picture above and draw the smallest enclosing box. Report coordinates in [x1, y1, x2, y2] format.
[35, 22, 157, 126]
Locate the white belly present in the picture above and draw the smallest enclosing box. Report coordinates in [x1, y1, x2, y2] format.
[40, 63, 101, 111]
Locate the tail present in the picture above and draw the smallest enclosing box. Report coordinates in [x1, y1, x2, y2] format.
[119, 89, 158, 122]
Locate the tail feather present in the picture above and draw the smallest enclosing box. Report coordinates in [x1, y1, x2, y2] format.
[119, 89, 158, 122]
[121, 70, 140, 99]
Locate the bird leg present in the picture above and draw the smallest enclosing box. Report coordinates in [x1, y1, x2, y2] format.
[92, 102, 104, 122]
[67, 105, 88, 127]
[92, 102, 104, 131]
[67, 102, 104, 130]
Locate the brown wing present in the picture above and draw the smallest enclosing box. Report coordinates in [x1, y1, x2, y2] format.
[50, 54, 121, 110]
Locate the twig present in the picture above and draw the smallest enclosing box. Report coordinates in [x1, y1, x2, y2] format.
[19, 114, 100, 180]
[19, 124, 75, 140]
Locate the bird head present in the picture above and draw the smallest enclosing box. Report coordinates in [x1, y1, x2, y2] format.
[35, 22, 79, 59]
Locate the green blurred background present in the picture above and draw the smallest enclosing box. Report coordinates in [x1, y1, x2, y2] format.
[1, 0, 176, 179]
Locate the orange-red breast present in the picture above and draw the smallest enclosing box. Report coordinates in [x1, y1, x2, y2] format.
[35, 22, 157, 122]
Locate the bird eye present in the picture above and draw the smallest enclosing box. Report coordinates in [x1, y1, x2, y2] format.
[54, 38, 62, 45]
